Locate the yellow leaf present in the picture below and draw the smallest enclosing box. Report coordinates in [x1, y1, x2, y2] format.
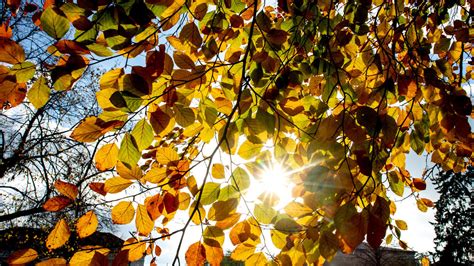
[185, 242, 206, 266]
[112, 201, 135, 224]
[36, 257, 67, 266]
[203, 240, 223, 266]
[116, 161, 143, 180]
[245, 252, 267, 266]
[283, 202, 313, 218]
[143, 167, 167, 184]
[189, 201, 206, 225]
[215, 213, 241, 229]
[156, 147, 179, 165]
[211, 163, 225, 179]
[104, 176, 133, 193]
[203, 226, 225, 246]
[99, 68, 123, 90]
[230, 243, 256, 261]
[69, 250, 108, 266]
[238, 140, 263, 160]
[27, 76, 50, 109]
[94, 143, 119, 171]
[46, 219, 70, 250]
[122, 238, 147, 262]
[54, 179, 78, 200]
[178, 192, 191, 210]
[136, 204, 154, 236]
[208, 198, 239, 221]
[70, 116, 123, 142]
[7, 248, 38, 265]
[395, 219, 408, 230]
[76, 211, 98, 238]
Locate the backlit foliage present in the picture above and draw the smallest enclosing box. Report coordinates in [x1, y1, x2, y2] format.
[1, 0, 472, 264]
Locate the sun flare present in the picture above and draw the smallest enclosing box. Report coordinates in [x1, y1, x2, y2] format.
[253, 162, 294, 208]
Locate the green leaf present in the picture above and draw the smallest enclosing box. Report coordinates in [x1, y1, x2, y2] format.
[388, 171, 404, 197]
[274, 216, 301, 233]
[254, 203, 277, 224]
[231, 167, 250, 191]
[200, 182, 220, 205]
[218, 185, 240, 201]
[238, 140, 263, 160]
[41, 7, 70, 39]
[118, 133, 141, 167]
[131, 119, 154, 151]
[27, 76, 50, 109]
[175, 104, 195, 127]
[11, 62, 35, 83]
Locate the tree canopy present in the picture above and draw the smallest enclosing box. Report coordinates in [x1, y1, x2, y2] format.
[0, 0, 472, 265]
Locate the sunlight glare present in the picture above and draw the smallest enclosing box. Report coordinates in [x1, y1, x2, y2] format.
[256, 163, 294, 208]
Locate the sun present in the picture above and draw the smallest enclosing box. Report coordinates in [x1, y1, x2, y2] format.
[251, 162, 294, 208]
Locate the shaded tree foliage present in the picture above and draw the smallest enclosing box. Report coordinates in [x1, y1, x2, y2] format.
[431, 166, 473, 265]
[0, 0, 472, 265]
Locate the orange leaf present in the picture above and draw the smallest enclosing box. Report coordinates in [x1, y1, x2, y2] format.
[36, 257, 67, 265]
[46, 219, 70, 250]
[94, 143, 119, 171]
[54, 179, 78, 200]
[421, 198, 434, 207]
[185, 242, 206, 266]
[76, 210, 98, 238]
[89, 182, 107, 196]
[43, 196, 73, 212]
[0, 76, 27, 109]
[7, 248, 38, 264]
[0, 39, 25, 64]
[203, 240, 223, 266]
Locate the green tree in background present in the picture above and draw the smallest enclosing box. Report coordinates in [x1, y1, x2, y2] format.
[432, 166, 473, 265]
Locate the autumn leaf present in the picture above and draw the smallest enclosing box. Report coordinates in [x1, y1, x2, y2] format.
[185, 242, 206, 266]
[69, 250, 108, 266]
[41, 7, 70, 39]
[76, 210, 98, 238]
[54, 179, 78, 200]
[27, 75, 50, 109]
[94, 143, 119, 171]
[112, 201, 135, 224]
[0, 39, 25, 64]
[43, 196, 73, 212]
[7, 248, 38, 265]
[46, 219, 70, 250]
[412, 178, 427, 191]
[136, 204, 154, 236]
[104, 176, 133, 193]
[36, 258, 68, 266]
[71, 116, 123, 142]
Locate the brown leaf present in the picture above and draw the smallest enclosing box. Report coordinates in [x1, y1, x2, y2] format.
[43, 196, 73, 212]
[412, 178, 427, 191]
